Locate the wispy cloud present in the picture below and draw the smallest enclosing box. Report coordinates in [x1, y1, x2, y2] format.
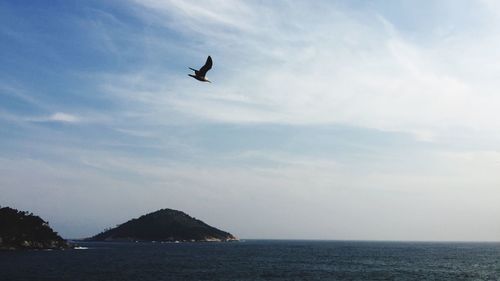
[1, 140, 499, 240]
[0, 82, 84, 124]
[108, 0, 500, 142]
[114, 128, 155, 138]
[0, 82, 41, 106]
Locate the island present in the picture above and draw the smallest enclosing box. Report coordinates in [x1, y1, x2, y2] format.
[0, 206, 70, 250]
[87, 208, 238, 242]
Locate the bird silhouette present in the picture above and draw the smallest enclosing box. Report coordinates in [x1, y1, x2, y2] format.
[189, 56, 212, 83]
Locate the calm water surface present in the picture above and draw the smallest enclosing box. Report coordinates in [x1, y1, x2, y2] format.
[1, 240, 499, 280]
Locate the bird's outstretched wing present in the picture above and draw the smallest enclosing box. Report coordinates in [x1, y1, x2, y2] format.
[198, 56, 212, 76]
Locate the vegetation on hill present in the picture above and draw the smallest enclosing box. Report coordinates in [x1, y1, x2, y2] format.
[0, 206, 69, 250]
[88, 208, 237, 242]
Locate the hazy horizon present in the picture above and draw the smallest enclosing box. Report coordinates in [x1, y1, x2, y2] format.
[1, 1, 499, 241]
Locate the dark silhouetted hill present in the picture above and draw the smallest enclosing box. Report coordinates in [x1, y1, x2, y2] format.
[87, 208, 237, 242]
[0, 206, 69, 250]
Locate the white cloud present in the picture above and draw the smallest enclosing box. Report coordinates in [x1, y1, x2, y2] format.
[22, 112, 81, 123]
[0, 111, 81, 124]
[47, 112, 80, 123]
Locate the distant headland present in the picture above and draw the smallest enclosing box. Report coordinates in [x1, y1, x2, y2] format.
[0, 207, 70, 250]
[87, 208, 238, 242]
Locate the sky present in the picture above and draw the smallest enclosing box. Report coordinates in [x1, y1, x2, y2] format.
[1, 0, 499, 241]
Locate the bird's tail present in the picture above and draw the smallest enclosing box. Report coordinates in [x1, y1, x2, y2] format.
[189, 67, 197, 72]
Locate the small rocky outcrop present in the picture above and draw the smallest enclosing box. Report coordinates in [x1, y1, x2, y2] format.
[0, 206, 70, 250]
[87, 208, 238, 242]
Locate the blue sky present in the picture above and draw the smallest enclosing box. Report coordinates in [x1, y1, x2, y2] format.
[1, 1, 499, 241]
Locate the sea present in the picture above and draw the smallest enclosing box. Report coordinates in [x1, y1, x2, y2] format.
[0, 240, 499, 281]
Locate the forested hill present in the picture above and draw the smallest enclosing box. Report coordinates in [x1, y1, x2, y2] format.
[88, 208, 238, 242]
[0, 206, 69, 250]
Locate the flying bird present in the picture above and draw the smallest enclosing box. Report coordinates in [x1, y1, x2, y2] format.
[189, 56, 212, 83]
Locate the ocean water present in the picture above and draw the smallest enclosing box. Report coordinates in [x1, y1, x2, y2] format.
[1, 240, 499, 281]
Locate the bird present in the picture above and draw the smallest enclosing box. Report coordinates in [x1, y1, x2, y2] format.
[189, 56, 212, 83]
